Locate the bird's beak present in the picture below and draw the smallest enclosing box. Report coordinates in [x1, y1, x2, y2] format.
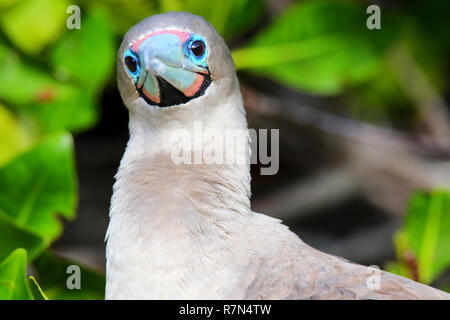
[133, 31, 209, 105]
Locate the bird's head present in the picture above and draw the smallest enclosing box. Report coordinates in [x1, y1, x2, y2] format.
[117, 12, 237, 117]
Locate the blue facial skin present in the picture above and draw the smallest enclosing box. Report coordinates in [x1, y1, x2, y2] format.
[183, 34, 208, 68]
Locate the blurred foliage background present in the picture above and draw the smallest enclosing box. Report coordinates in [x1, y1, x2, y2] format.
[0, 0, 449, 299]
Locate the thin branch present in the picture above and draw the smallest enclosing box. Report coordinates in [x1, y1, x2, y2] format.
[242, 83, 450, 216]
[241, 83, 450, 157]
[387, 43, 450, 149]
[252, 167, 359, 219]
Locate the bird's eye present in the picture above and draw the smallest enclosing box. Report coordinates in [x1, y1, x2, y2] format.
[124, 49, 140, 77]
[125, 55, 138, 73]
[190, 40, 205, 58]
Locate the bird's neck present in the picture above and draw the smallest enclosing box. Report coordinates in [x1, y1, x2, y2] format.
[105, 83, 256, 298]
[106, 89, 252, 298]
[108, 88, 251, 242]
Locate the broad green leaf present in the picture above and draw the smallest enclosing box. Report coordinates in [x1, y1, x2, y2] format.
[0, 44, 98, 133]
[0, 249, 33, 300]
[0, 104, 32, 166]
[0, 0, 18, 9]
[33, 250, 105, 300]
[50, 9, 115, 90]
[0, 214, 46, 262]
[0, 43, 71, 105]
[397, 190, 450, 284]
[233, 0, 395, 95]
[0, 132, 77, 242]
[25, 87, 99, 134]
[0, 0, 69, 54]
[29, 276, 49, 300]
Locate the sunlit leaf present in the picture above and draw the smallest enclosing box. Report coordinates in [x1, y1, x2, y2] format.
[0, 43, 99, 133]
[0, 44, 68, 105]
[0, 104, 32, 166]
[0, 0, 69, 54]
[0, 249, 33, 300]
[0, 132, 77, 242]
[26, 87, 99, 134]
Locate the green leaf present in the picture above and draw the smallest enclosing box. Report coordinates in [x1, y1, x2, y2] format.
[233, 0, 395, 95]
[33, 250, 105, 300]
[87, 0, 157, 35]
[0, 0, 19, 9]
[0, 132, 77, 242]
[29, 276, 49, 300]
[0, 43, 69, 105]
[0, 214, 46, 262]
[0, 0, 69, 54]
[0, 43, 98, 133]
[0, 249, 33, 299]
[160, 0, 264, 39]
[398, 190, 450, 284]
[50, 9, 115, 89]
[0, 104, 32, 167]
[159, 0, 183, 12]
[26, 87, 99, 134]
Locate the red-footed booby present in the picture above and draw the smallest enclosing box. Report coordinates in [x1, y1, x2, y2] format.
[106, 12, 449, 300]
